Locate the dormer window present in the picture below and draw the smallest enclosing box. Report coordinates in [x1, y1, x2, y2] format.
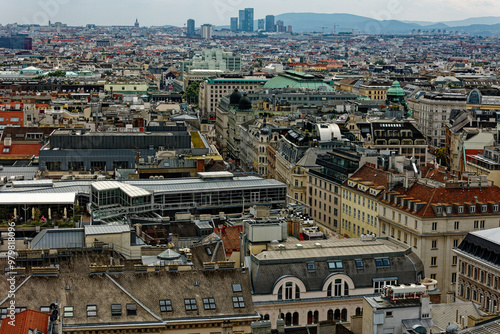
[482, 205, 488, 213]
[436, 207, 442, 215]
[446, 206, 452, 214]
[458, 206, 464, 214]
[494, 204, 499, 212]
[470, 206, 476, 214]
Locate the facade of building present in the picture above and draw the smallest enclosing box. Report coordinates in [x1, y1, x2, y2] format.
[378, 173, 500, 299]
[454, 228, 500, 313]
[341, 164, 388, 238]
[265, 15, 275, 32]
[357, 81, 392, 100]
[200, 24, 213, 39]
[407, 91, 467, 147]
[199, 76, 266, 121]
[187, 19, 195, 36]
[250, 237, 424, 330]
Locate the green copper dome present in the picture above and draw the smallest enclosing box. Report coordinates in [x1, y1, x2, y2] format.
[387, 80, 405, 97]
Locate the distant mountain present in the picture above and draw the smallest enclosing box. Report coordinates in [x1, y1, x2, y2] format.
[453, 23, 500, 36]
[442, 17, 500, 27]
[273, 13, 500, 35]
[275, 13, 420, 34]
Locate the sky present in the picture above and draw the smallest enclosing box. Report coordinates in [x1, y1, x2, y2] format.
[1, 0, 500, 27]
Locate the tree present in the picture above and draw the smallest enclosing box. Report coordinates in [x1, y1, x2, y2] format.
[183, 80, 201, 105]
[435, 148, 447, 167]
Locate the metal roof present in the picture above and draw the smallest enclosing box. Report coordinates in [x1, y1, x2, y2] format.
[92, 181, 151, 197]
[31, 228, 85, 249]
[84, 224, 130, 235]
[0, 166, 38, 180]
[0, 192, 76, 205]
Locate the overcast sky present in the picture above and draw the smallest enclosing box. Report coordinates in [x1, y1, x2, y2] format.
[2, 0, 499, 27]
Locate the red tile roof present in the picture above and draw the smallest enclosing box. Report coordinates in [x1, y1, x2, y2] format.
[0, 309, 49, 334]
[0, 142, 41, 157]
[387, 183, 500, 217]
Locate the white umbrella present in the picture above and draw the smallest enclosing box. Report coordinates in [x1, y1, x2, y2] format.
[48, 208, 51, 220]
[64, 207, 67, 219]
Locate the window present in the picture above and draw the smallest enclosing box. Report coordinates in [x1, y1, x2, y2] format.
[10, 117, 19, 122]
[86, 305, 97, 317]
[375, 258, 391, 267]
[386, 311, 393, 317]
[126, 303, 137, 316]
[454, 221, 459, 230]
[431, 240, 437, 249]
[232, 283, 242, 292]
[328, 261, 343, 270]
[432, 222, 437, 231]
[452, 273, 457, 283]
[355, 259, 364, 268]
[111, 304, 121, 316]
[307, 262, 316, 272]
[184, 299, 197, 311]
[430, 274, 436, 280]
[452, 256, 457, 265]
[474, 221, 479, 229]
[431, 257, 437, 266]
[203, 298, 216, 310]
[233, 296, 245, 308]
[481, 220, 485, 229]
[159, 300, 172, 312]
[453, 239, 459, 248]
[40, 306, 50, 313]
[63, 306, 73, 318]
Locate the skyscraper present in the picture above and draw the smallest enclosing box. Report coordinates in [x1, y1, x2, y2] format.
[265, 15, 275, 32]
[230, 17, 238, 32]
[257, 19, 265, 30]
[244, 8, 254, 32]
[187, 19, 195, 36]
[238, 10, 245, 31]
[201, 24, 213, 39]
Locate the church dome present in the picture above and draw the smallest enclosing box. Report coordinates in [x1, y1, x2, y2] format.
[229, 89, 242, 105]
[238, 93, 252, 110]
[387, 80, 405, 97]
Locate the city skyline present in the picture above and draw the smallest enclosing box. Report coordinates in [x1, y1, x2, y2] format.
[1, 0, 499, 27]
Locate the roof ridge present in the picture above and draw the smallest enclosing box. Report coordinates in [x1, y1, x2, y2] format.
[105, 273, 163, 321]
[421, 187, 438, 216]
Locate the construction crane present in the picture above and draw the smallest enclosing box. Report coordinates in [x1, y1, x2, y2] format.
[315, 24, 339, 35]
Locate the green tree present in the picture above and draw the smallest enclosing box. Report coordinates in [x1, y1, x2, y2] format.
[183, 80, 201, 105]
[435, 148, 447, 166]
[48, 70, 66, 77]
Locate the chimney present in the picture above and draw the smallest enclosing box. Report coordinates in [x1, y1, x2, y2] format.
[277, 319, 285, 334]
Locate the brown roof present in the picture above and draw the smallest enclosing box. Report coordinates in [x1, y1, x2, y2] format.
[0, 309, 49, 334]
[345, 164, 391, 190]
[387, 183, 500, 217]
[0, 252, 256, 330]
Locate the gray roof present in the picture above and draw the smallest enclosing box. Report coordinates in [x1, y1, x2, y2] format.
[84, 224, 130, 235]
[458, 318, 500, 333]
[470, 227, 500, 247]
[251, 238, 424, 294]
[296, 148, 330, 168]
[0, 176, 285, 195]
[31, 228, 85, 249]
[0, 166, 38, 180]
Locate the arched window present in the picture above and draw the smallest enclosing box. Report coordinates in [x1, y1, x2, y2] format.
[327, 309, 334, 322]
[293, 312, 299, 326]
[274, 277, 305, 301]
[264, 314, 270, 320]
[324, 275, 353, 297]
[285, 312, 292, 326]
[341, 308, 348, 322]
[334, 309, 340, 322]
[356, 307, 362, 316]
[313, 310, 319, 324]
[307, 311, 313, 324]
